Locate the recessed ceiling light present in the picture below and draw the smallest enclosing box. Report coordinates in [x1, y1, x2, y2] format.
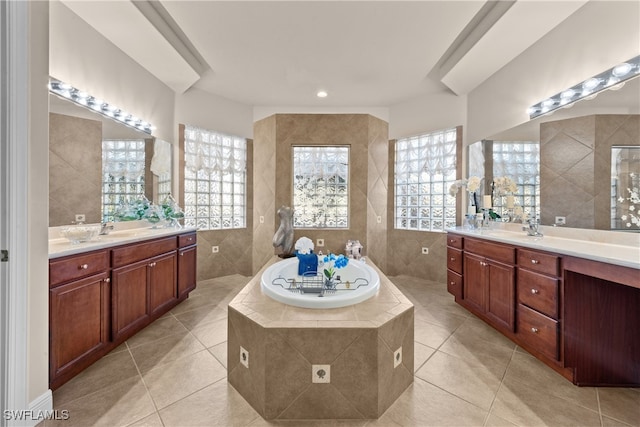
[317, 90, 328, 98]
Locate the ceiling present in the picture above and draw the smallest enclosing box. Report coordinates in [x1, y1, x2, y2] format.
[59, 0, 589, 108]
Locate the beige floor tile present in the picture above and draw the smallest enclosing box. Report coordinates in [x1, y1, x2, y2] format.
[413, 318, 453, 349]
[159, 380, 260, 426]
[143, 349, 227, 410]
[208, 341, 227, 368]
[491, 376, 602, 426]
[174, 304, 228, 330]
[377, 377, 488, 426]
[504, 351, 598, 411]
[129, 331, 206, 373]
[125, 412, 164, 427]
[126, 316, 189, 349]
[414, 341, 436, 373]
[484, 412, 518, 427]
[171, 287, 230, 314]
[53, 350, 140, 407]
[415, 350, 504, 410]
[190, 317, 228, 348]
[48, 377, 155, 427]
[602, 415, 636, 427]
[250, 419, 370, 426]
[438, 327, 515, 375]
[598, 387, 640, 426]
[414, 304, 467, 333]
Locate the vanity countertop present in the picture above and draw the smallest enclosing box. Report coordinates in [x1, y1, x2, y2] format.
[49, 224, 197, 259]
[448, 225, 640, 270]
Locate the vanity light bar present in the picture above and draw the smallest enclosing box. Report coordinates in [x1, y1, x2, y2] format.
[527, 55, 640, 120]
[48, 78, 155, 135]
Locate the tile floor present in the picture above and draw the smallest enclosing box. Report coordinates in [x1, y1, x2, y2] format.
[44, 274, 639, 427]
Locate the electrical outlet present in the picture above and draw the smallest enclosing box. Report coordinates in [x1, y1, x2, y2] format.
[212, 246, 219, 253]
[421, 247, 429, 255]
[240, 346, 249, 368]
[376, 216, 382, 224]
[394, 347, 402, 368]
[75, 214, 85, 223]
[316, 238, 324, 247]
[555, 216, 566, 225]
[312, 364, 330, 383]
[259, 216, 265, 224]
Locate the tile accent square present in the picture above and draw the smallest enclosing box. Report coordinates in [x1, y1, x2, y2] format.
[312, 364, 331, 383]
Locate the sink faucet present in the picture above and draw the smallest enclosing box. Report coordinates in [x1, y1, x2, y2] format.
[524, 218, 543, 237]
[99, 222, 114, 235]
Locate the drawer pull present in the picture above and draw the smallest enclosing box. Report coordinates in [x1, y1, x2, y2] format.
[149, 262, 156, 267]
[450, 281, 455, 286]
[450, 257, 455, 261]
[531, 288, 539, 294]
[531, 259, 540, 264]
[180, 252, 184, 257]
[104, 278, 110, 283]
[449, 239, 454, 243]
[79, 264, 88, 270]
[531, 327, 539, 333]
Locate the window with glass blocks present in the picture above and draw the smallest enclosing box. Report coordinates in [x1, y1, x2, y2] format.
[101, 139, 146, 222]
[394, 128, 458, 231]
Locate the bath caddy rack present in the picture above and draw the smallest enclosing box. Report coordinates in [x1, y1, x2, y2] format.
[272, 273, 370, 297]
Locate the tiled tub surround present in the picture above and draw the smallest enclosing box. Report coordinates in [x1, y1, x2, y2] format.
[228, 257, 414, 420]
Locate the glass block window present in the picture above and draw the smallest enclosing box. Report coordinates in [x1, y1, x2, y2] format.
[292, 146, 349, 228]
[395, 128, 458, 231]
[183, 125, 246, 230]
[492, 142, 540, 220]
[102, 139, 146, 222]
[157, 171, 172, 202]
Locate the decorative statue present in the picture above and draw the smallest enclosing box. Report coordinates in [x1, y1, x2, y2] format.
[272, 206, 294, 257]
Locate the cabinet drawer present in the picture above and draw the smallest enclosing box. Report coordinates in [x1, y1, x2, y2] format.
[464, 238, 515, 265]
[446, 234, 463, 249]
[517, 304, 559, 360]
[178, 232, 197, 248]
[447, 270, 462, 299]
[50, 250, 109, 287]
[447, 248, 463, 274]
[112, 236, 177, 268]
[517, 249, 559, 276]
[518, 269, 559, 319]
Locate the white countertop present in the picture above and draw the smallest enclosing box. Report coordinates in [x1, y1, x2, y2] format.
[448, 224, 640, 270]
[49, 222, 197, 259]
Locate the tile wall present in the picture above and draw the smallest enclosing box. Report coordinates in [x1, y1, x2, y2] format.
[49, 112, 102, 226]
[540, 114, 639, 229]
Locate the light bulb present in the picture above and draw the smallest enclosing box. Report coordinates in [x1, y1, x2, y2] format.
[612, 62, 632, 77]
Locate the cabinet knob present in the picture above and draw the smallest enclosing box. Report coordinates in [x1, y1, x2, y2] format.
[531, 327, 539, 333]
[180, 252, 184, 257]
[149, 262, 156, 267]
[531, 288, 539, 294]
[104, 278, 110, 283]
[450, 281, 455, 286]
[531, 259, 540, 264]
[79, 264, 88, 270]
[449, 239, 454, 243]
[450, 257, 455, 261]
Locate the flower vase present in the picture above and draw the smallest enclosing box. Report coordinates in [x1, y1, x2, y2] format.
[324, 277, 336, 291]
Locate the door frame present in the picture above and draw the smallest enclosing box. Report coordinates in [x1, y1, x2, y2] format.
[0, 1, 30, 424]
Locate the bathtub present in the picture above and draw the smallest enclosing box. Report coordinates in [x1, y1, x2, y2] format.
[260, 257, 380, 309]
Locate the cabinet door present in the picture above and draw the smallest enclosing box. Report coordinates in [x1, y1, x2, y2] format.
[485, 261, 515, 332]
[149, 252, 178, 316]
[462, 253, 485, 313]
[178, 246, 197, 299]
[112, 261, 149, 341]
[50, 273, 110, 383]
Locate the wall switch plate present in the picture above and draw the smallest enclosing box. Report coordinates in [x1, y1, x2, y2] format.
[312, 364, 330, 383]
[421, 247, 429, 255]
[259, 215, 265, 224]
[316, 238, 324, 247]
[75, 214, 85, 223]
[240, 346, 249, 368]
[394, 347, 402, 368]
[555, 216, 566, 225]
[212, 246, 219, 253]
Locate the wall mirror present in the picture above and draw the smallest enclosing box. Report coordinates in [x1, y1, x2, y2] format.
[469, 77, 639, 231]
[49, 94, 172, 226]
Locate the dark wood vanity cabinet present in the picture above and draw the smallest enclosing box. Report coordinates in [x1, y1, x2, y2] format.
[49, 250, 111, 390]
[447, 231, 640, 387]
[49, 231, 196, 389]
[461, 237, 516, 333]
[178, 232, 197, 299]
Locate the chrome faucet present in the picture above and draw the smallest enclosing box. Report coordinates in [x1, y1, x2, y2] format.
[524, 218, 543, 237]
[99, 222, 114, 235]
